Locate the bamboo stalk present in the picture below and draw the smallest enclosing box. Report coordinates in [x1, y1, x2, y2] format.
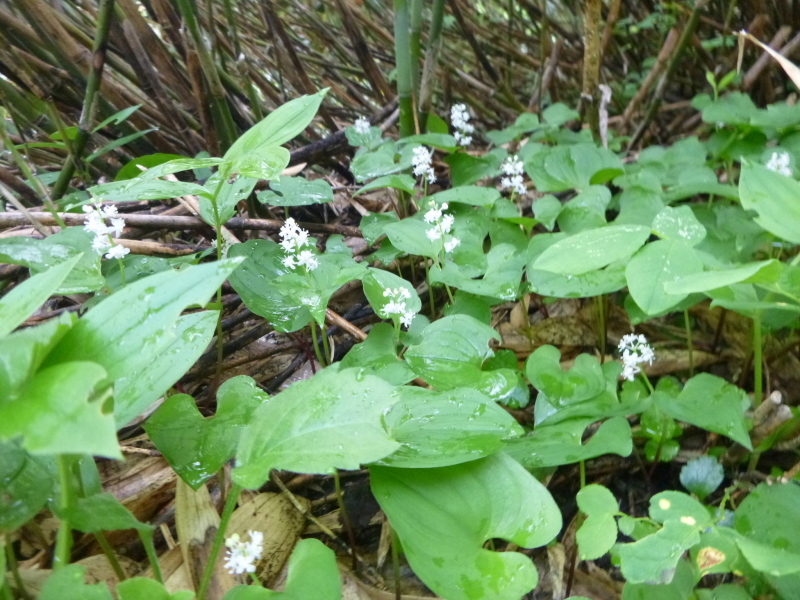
[393, 0, 415, 137]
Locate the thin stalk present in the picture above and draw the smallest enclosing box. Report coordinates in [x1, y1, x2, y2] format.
[321, 325, 332, 364]
[310, 321, 327, 367]
[393, 0, 415, 137]
[753, 315, 763, 407]
[94, 531, 126, 581]
[54, 456, 75, 569]
[391, 526, 402, 600]
[5, 535, 30, 600]
[579, 460, 586, 489]
[51, 0, 116, 201]
[684, 309, 694, 377]
[423, 258, 435, 316]
[140, 529, 163, 584]
[595, 295, 606, 363]
[117, 258, 127, 287]
[196, 484, 243, 600]
[408, 0, 423, 96]
[418, 0, 446, 121]
[333, 470, 358, 570]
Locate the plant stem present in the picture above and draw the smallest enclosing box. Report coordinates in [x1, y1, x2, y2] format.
[423, 258, 435, 316]
[5, 534, 30, 600]
[752, 315, 763, 407]
[334, 470, 358, 570]
[54, 456, 75, 569]
[391, 526, 402, 600]
[95, 531, 126, 581]
[310, 321, 327, 367]
[684, 309, 694, 377]
[196, 484, 243, 600]
[579, 460, 586, 489]
[321, 324, 332, 364]
[393, 0, 415, 137]
[140, 529, 163, 584]
[595, 295, 606, 363]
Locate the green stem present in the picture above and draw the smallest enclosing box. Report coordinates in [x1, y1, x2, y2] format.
[249, 572, 262, 586]
[5, 534, 31, 600]
[423, 258, 435, 316]
[393, 0, 415, 137]
[639, 371, 656, 395]
[753, 315, 763, 407]
[196, 484, 243, 600]
[334, 470, 358, 570]
[684, 309, 694, 377]
[579, 460, 586, 489]
[54, 456, 75, 569]
[409, 0, 423, 97]
[310, 321, 327, 367]
[95, 531, 126, 582]
[391, 526, 402, 600]
[321, 325, 332, 364]
[140, 529, 163, 584]
[117, 258, 127, 287]
[595, 295, 606, 363]
[444, 283, 455, 304]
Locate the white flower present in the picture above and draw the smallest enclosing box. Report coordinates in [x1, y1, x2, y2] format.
[426, 227, 442, 241]
[382, 287, 416, 329]
[451, 104, 475, 147]
[412, 146, 436, 184]
[440, 214, 454, 234]
[84, 202, 127, 255]
[499, 156, 526, 195]
[766, 151, 792, 177]
[224, 531, 264, 575]
[109, 218, 126, 237]
[400, 312, 415, 328]
[101, 204, 118, 218]
[354, 116, 370, 135]
[424, 203, 446, 224]
[422, 201, 459, 253]
[454, 132, 473, 146]
[618, 333, 655, 381]
[279, 217, 318, 271]
[502, 155, 524, 176]
[104, 244, 130, 260]
[92, 234, 112, 252]
[444, 237, 461, 253]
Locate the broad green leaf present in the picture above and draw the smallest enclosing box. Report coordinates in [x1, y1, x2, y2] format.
[134, 157, 226, 180]
[680, 456, 724, 501]
[504, 416, 632, 468]
[405, 314, 517, 401]
[621, 559, 698, 600]
[485, 113, 541, 145]
[115, 154, 195, 181]
[44, 260, 242, 423]
[359, 211, 399, 244]
[200, 174, 257, 227]
[524, 143, 623, 192]
[664, 260, 782, 295]
[345, 123, 382, 148]
[433, 186, 501, 208]
[0, 255, 79, 337]
[113, 310, 218, 427]
[691, 529, 741, 576]
[353, 174, 416, 196]
[429, 243, 524, 303]
[62, 492, 152, 533]
[735, 482, 800, 556]
[38, 565, 113, 600]
[625, 240, 704, 315]
[444, 150, 504, 187]
[222, 90, 327, 175]
[377, 387, 524, 468]
[339, 324, 415, 385]
[525, 345, 605, 408]
[532, 224, 650, 275]
[739, 163, 800, 243]
[576, 484, 619, 560]
[734, 536, 800, 576]
[652, 206, 707, 246]
[118, 578, 194, 600]
[382, 215, 443, 259]
[90, 178, 213, 202]
[351, 144, 405, 182]
[694, 585, 753, 600]
[145, 376, 266, 490]
[648, 491, 713, 529]
[222, 538, 341, 600]
[617, 521, 701, 584]
[528, 264, 627, 298]
[577, 484, 619, 515]
[702, 92, 758, 125]
[532, 195, 562, 230]
[258, 177, 335, 206]
[0, 440, 54, 531]
[543, 103, 580, 126]
[557, 186, 610, 234]
[371, 453, 561, 600]
[0, 228, 103, 293]
[362, 268, 421, 324]
[655, 374, 751, 449]
[230, 146, 290, 181]
[0, 361, 119, 458]
[233, 367, 400, 489]
[401, 133, 458, 150]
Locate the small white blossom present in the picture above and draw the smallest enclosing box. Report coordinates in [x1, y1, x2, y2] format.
[444, 237, 461, 253]
[92, 234, 112, 252]
[499, 156, 526, 195]
[424, 203, 446, 224]
[618, 333, 655, 382]
[109, 218, 126, 237]
[766, 151, 792, 177]
[422, 200, 459, 253]
[104, 244, 130, 260]
[426, 227, 442, 241]
[412, 146, 436, 184]
[354, 116, 370, 135]
[224, 531, 264, 575]
[400, 312, 415, 328]
[279, 217, 318, 271]
[502, 155, 525, 176]
[451, 104, 475, 147]
[382, 287, 416, 329]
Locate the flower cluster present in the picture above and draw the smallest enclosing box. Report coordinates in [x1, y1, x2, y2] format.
[451, 103, 474, 146]
[618, 333, 655, 382]
[424, 201, 460, 253]
[353, 116, 370, 135]
[83, 203, 130, 260]
[766, 151, 792, 177]
[279, 217, 318, 271]
[500, 155, 526, 195]
[382, 287, 415, 328]
[224, 531, 264, 575]
[412, 146, 436, 184]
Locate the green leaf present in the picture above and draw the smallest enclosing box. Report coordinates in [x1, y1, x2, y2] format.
[625, 240, 704, 315]
[92, 105, 142, 133]
[485, 113, 541, 145]
[525, 346, 605, 408]
[735, 482, 800, 559]
[576, 484, 619, 560]
[145, 376, 266, 490]
[543, 103, 580, 126]
[652, 206, 707, 246]
[377, 387, 524, 468]
[617, 520, 701, 584]
[38, 565, 113, 600]
[0, 440, 54, 531]
[256, 176, 335, 206]
[222, 90, 327, 175]
[90, 178, 213, 202]
[694, 585, 753, 600]
[663, 259, 782, 295]
[118, 578, 194, 600]
[405, 315, 517, 401]
[353, 173, 416, 196]
[429, 243, 524, 303]
[444, 150, 504, 187]
[504, 416, 632, 468]
[63, 492, 153, 533]
[200, 174, 257, 227]
[532, 224, 651, 275]
[557, 186, 610, 234]
[0, 361, 119, 458]
[577, 484, 619, 515]
[114, 153, 189, 181]
[371, 453, 561, 600]
[648, 491, 713, 529]
[44, 260, 242, 425]
[362, 268, 421, 324]
[734, 536, 800, 576]
[382, 215, 443, 259]
[339, 324, 415, 385]
[621, 559, 698, 600]
[222, 539, 341, 600]
[739, 163, 800, 243]
[532, 195, 562, 230]
[86, 128, 157, 162]
[433, 186, 501, 208]
[345, 123, 383, 149]
[525, 143, 623, 192]
[702, 92, 758, 125]
[655, 373, 751, 449]
[680, 456, 724, 501]
[133, 157, 226, 180]
[0, 228, 103, 293]
[233, 367, 400, 489]
[231, 146, 290, 181]
[0, 255, 80, 337]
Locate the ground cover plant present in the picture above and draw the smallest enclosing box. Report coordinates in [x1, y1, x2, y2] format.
[2, 1, 800, 599]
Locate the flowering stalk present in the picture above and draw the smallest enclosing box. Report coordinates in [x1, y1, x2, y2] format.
[499, 155, 526, 197]
[353, 116, 371, 136]
[196, 484, 243, 600]
[422, 200, 459, 304]
[450, 103, 474, 147]
[412, 145, 436, 190]
[618, 333, 655, 392]
[381, 286, 416, 330]
[83, 202, 130, 285]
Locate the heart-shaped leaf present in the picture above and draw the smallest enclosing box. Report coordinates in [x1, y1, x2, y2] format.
[38, 565, 113, 600]
[525, 345, 606, 408]
[576, 484, 619, 561]
[233, 367, 400, 489]
[145, 376, 266, 490]
[339, 323, 415, 385]
[371, 453, 561, 600]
